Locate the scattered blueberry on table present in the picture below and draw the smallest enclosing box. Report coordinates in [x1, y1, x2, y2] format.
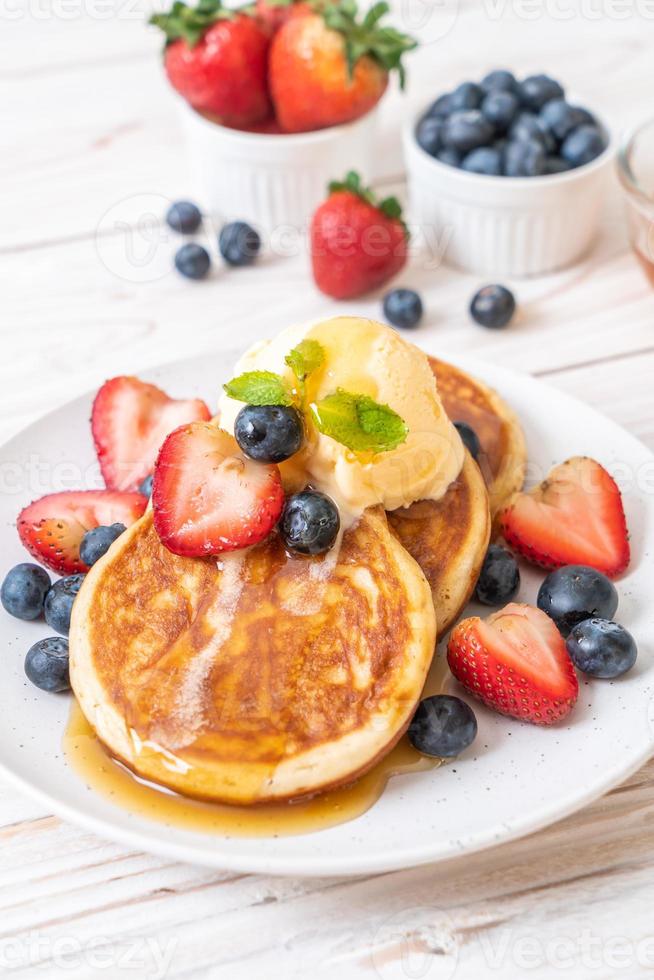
[25, 637, 71, 693]
[79, 523, 126, 567]
[1, 564, 51, 621]
[417, 70, 606, 176]
[44, 574, 85, 636]
[235, 405, 304, 463]
[469, 284, 516, 329]
[174, 243, 211, 280]
[537, 565, 618, 637]
[219, 222, 261, 267]
[165, 200, 202, 234]
[382, 288, 423, 329]
[475, 544, 520, 606]
[566, 619, 637, 679]
[279, 490, 340, 556]
[408, 694, 478, 758]
[454, 421, 481, 461]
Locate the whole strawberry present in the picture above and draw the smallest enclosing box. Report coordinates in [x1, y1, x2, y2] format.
[311, 171, 409, 298]
[150, 1, 271, 128]
[269, 0, 416, 133]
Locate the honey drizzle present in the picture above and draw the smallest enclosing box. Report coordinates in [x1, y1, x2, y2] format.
[64, 654, 450, 838]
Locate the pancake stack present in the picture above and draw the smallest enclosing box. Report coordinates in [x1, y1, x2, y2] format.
[70, 348, 526, 805]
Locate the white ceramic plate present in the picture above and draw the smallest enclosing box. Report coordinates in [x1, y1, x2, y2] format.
[1, 346, 653, 877]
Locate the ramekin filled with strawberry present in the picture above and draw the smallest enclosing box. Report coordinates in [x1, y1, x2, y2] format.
[149, 0, 416, 231]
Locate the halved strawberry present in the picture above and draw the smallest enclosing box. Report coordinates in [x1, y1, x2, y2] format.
[152, 422, 284, 556]
[499, 456, 629, 578]
[447, 603, 579, 725]
[18, 490, 147, 574]
[92, 376, 211, 493]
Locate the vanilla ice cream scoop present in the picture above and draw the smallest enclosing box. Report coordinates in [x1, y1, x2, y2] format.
[218, 316, 464, 521]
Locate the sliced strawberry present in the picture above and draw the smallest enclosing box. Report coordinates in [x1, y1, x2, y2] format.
[152, 422, 284, 557]
[499, 456, 629, 578]
[18, 490, 147, 574]
[92, 376, 211, 493]
[448, 603, 579, 726]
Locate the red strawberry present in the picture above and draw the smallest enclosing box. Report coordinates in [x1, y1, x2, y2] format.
[18, 491, 147, 575]
[310, 170, 408, 299]
[499, 456, 629, 578]
[150, 3, 271, 127]
[269, 0, 415, 133]
[92, 376, 211, 493]
[255, 0, 299, 35]
[152, 422, 284, 556]
[448, 603, 579, 726]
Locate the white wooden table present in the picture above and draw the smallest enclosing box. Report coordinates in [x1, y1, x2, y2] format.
[2, 3, 654, 977]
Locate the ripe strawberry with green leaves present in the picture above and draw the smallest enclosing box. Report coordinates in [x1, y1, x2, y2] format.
[150, 1, 271, 127]
[269, 0, 416, 133]
[310, 171, 409, 299]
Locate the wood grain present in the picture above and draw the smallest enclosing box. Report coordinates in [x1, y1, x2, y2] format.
[3, 1, 654, 976]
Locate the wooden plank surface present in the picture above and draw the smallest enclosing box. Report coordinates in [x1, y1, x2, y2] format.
[3, 1, 654, 976]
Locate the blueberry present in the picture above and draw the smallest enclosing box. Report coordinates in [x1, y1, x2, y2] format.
[442, 111, 495, 153]
[539, 99, 595, 141]
[416, 115, 444, 157]
[1, 564, 51, 621]
[449, 81, 483, 111]
[25, 637, 70, 693]
[470, 284, 516, 328]
[436, 147, 462, 168]
[461, 147, 502, 176]
[165, 200, 202, 234]
[561, 125, 606, 167]
[475, 544, 520, 606]
[426, 93, 452, 118]
[383, 288, 423, 329]
[544, 156, 572, 175]
[504, 139, 545, 177]
[219, 221, 261, 267]
[234, 405, 304, 463]
[139, 474, 154, 497]
[510, 112, 556, 153]
[481, 69, 519, 95]
[174, 243, 211, 280]
[481, 91, 520, 133]
[519, 74, 564, 111]
[537, 565, 618, 637]
[566, 619, 637, 679]
[79, 523, 126, 567]
[454, 421, 481, 460]
[279, 490, 340, 556]
[44, 574, 85, 636]
[408, 695, 477, 758]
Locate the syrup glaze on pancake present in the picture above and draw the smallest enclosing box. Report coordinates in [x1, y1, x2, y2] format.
[429, 357, 526, 516]
[70, 507, 436, 805]
[388, 451, 491, 635]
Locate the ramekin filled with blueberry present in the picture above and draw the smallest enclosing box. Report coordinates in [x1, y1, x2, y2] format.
[403, 70, 614, 277]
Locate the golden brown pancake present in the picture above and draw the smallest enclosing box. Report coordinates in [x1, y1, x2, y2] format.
[429, 357, 526, 516]
[70, 507, 436, 805]
[388, 451, 491, 635]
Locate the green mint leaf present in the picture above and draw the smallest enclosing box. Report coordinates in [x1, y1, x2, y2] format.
[285, 340, 325, 383]
[223, 371, 292, 406]
[310, 388, 408, 454]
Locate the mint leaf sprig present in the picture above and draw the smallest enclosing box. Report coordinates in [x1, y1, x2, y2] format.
[223, 338, 407, 455]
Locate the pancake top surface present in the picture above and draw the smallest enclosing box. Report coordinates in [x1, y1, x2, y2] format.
[72, 508, 435, 802]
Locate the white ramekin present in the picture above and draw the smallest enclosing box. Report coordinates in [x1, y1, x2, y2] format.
[402, 105, 615, 278]
[178, 100, 377, 235]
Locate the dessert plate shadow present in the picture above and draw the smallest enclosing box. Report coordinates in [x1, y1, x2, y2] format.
[1, 346, 653, 876]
